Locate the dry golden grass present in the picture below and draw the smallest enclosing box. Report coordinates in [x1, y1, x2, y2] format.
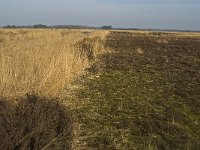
[0, 29, 109, 98]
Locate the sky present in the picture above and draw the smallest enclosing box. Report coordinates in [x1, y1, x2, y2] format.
[0, 0, 200, 30]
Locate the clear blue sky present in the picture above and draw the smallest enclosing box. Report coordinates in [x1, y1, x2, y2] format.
[0, 0, 200, 30]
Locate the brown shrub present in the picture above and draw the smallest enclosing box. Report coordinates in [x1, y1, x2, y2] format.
[0, 95, 72, 150]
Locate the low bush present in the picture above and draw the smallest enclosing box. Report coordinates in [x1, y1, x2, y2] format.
[0, 95, 72, 150]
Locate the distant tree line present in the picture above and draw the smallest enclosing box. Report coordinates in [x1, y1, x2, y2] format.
[33, 24, 47, 28]
[3, 24, 48, 29]
[3, 24, 114, 30]
[4, 25, 18, 28]
[101, 25, 112, 29]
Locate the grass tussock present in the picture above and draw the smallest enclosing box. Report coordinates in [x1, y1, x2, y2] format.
[0, 94, 72, 150]
[0, 29, 109, 98]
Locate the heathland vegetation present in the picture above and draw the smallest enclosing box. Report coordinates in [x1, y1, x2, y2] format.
[0, 29, 109, 149]
[0, 29, 200, 149]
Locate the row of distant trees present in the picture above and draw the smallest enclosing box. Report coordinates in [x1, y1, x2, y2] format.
[4, 24, 112, 29]
[101, 25, 112, 29]
[4, 24, 47, 28]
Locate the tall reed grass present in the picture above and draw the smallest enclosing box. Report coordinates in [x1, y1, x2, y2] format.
[0, 29, 109, 98]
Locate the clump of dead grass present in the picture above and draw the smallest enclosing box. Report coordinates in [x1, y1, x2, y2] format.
[156, 39, 168, 44]
[135, 47, 144, 55]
